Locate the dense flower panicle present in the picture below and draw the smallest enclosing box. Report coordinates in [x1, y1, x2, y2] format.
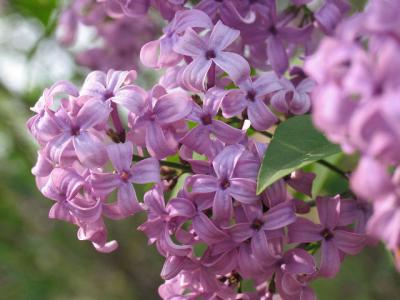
[305, 0, 400, 269]
[27, 0, 400, 299]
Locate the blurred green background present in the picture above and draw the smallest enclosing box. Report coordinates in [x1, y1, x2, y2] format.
[0, 1, 398, 299]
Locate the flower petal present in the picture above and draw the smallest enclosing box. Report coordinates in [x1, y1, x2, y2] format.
[319, 240, 341, 278]
[154, 92, 192, 124]
[228, 178, 258, 204]
[209, 20, 240, 51]
[117, 182, 141, 216]
[130, 157, 160, 184]
[288, 218, 322, 243]
[247, 98, 278, 130]
[106, 142, 133, 172]
[214, 52, 250, 84]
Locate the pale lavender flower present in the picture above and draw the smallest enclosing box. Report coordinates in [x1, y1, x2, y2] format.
[91, 142, 160, 216]
[221, 72, 281, 130]
[288, 196, 365, 277]
[173, 20, 250, 91]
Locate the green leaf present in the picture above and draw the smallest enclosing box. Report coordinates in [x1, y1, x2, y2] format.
[257, 115, 341, 194]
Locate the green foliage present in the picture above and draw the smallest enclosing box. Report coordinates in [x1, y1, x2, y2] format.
[257, 115, 341, 194]
[8, 0, 58, 25]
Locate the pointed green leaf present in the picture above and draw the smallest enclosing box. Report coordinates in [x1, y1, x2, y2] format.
[257, 115, 341, 194]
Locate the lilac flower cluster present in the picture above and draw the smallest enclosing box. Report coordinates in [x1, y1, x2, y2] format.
[306, 0, 400, 270]
[26, 0, 393, 298]
[57, 0, 161, 71]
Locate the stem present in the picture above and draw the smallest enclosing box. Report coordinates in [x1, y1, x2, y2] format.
[316, 159, 348, 180]
[132, 154, 192, 173]
[110, 102, 125, 135]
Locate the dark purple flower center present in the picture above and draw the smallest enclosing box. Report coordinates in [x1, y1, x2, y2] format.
[269, 26, 278, 35]
[104, 90, 114, 100]
[201, 114, 213, 125]
[251, 218, 264, 230]
[71, 126, 80, 136]
[120, 170, 130, 182]
[220, 178, 231, 189]
[320, 228, 334, 240]
[246, 90, 257, 102]
[205, 49, 216, 60]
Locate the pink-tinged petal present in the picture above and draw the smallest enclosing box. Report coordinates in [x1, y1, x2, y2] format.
[319, 240, 341, 278]
[211, 120, 244, 144]
[193, 212, 229, 244]
[351, 157, 394, 200]
[76, 99, 111, 130]
[117, 182, 141, 216]
[251, 230, 275, 262]
[228, 178, 258, 204]
[173, 9, 213, 33]
[180, 125, 213, 155]
[93, 240, 119, 253]
[120, 0, 150, 17]
[270, 90, 289, 114]
[286, 170, 316, 197]
[300, 286, 316, 300]
[213, 189, 233, 222]
[316, 196, 340, 230]
[130, 157, 160, 184]
[168, 197, 196, 218]
[214, 52, 250, 84]
[281, 273, 302, 295]
[140, 40, 160, 68]
[32, 151, 53, 177]
[278, 25, 313, 44]
[238, 243, 263, 278]
[49, 202, 74, 222]
[159, 228, 191, 256]
[68, 197, 102, 223]
[158, 37, 182, 67]
[283, 248, 316, 275]
[262, 201, 296, 230]
[112, 87, 146, 114]
[203, 87, 228, 116]
[181, 56, 212, 91]
[253, 71, 282, 96]
[267, 35, 288, 75]
[333, 230, 365, 255]
[143, 186, 166, 218]
[173, 28, 207, 56]
[288, 218, 323, 243]
[73, 133, 107, 168]
[154, 92, 192, 124]
[46, 133, 73, 164]
[228, 223, 254, 243]
[213, 144, 245, 179]
[191, 174, 219, 193]
[106, 142, 133, 172]
[161, 256, 187, 280]
[209, 20, 240, 51]
[91, 173, 120, 196]
[145, 122, 176, 159]
[247, 99, 278, 131]
[221, 90, 247, 118]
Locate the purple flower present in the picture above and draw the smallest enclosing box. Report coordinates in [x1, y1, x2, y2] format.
[131, 85, 192, 159]
[315, 0, 350, 35]
[221, 72, 281, 130]
[140, 9, 213, 68]
[288, 196, 365, 277]
[189, 144, 258, 223]
[242, 1, 312, 74]
[228, 201, 296, 262]
[80, 69, 145, 113]
[173, 20, 250, 90]
[44, 97, 111, 168]
[180, 88, 244, 156]
[91, 142, 160, 216]
[270, 77, 315, 115]
[138, 185, 192, 256]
